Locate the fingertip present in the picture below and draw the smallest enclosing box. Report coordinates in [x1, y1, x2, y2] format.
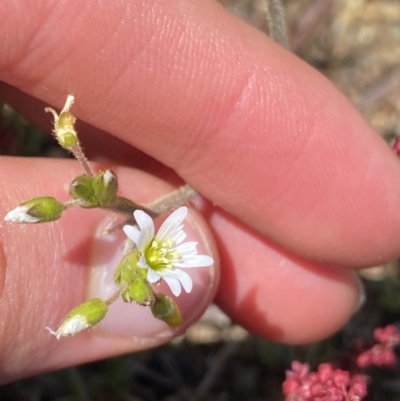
[212, 211, 361, 344]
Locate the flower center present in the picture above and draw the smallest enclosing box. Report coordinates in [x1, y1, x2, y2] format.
[145, 239, 180, 271]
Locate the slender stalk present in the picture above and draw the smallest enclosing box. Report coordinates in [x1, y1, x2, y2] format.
[146, 184, 198, 215]
[105, 285, 125, 305]
[63, 199, 88, 209]
[71, 143, 94, 177]
[263, 0, 290, 49]
[102, 184, 198, 220]
[104, 197, 157, 217]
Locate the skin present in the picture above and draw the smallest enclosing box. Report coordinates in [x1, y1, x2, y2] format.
[1, 0, 400, 383]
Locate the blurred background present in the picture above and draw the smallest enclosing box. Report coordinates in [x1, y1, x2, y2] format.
[2, 0, 400, 399]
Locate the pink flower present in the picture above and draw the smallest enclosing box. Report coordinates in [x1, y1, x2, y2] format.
[283, 362, 368, 401]
[357, 325, 400, 368]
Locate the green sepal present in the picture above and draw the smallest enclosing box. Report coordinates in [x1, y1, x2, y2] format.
[92, 170, 118, 206]
[65, 298, 108, 326]
[20, 196, 64, 223]
[69, 174, 98, 207]
[151, 293, 182, 327]
[56, 111, 79, 149]
[57, 130, 79, 149]
[122, 279, 155, 305]
[114, 251, 141, 285]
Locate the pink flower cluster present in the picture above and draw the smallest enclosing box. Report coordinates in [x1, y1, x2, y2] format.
[282, 361, 367, 401]
[357, 325, 400, 368]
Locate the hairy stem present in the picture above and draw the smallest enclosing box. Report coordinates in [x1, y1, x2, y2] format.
[146, 184, 198, 215]
[71, 143, 94, 177]
[105, 285, 125, 305]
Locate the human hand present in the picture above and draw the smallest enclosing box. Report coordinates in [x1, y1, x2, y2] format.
[1, 0, 400, 383]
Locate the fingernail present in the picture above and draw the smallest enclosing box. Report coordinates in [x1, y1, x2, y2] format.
[87, 210, 219, 342]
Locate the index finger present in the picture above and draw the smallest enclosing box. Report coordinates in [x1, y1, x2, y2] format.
[2, 0, 400, 267]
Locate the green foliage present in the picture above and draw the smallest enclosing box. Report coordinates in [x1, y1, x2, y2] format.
[0, 101, 65, 157]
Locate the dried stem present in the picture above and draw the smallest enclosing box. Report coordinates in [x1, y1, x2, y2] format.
[193, 342, 239, 401]
[146, 184, 198, 215]
[101, 184, 199, 234]
[263, 0, 290, 49]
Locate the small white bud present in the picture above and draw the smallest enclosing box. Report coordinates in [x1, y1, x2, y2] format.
[4, 205, 41, 223]
[4, 196, 65, 224]
[46, 298, 108, 339]
[46, 315, 89, 340]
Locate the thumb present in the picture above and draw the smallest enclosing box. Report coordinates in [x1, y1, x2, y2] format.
[0, 157, 218, 383]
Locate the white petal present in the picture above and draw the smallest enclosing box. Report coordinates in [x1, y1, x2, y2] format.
[4, 206, 41, 223]
[122, 225, 141, 246]
[175, 254, 214, 268]
[163, 276, 182, 296]
[46, 316, 89, 340]
[147, 268, 161, 284]
[176, 269, 193, 293]
[138, 254, 150, 269]
[133, 210, 154, 251]
[175, 241, 198, 256]
[157, 207, 187, 241]
[173, 230, 187, 245]
[162, 269, 193, 294]
[45, 327, 60, 339]
[103, 170, 114, 185]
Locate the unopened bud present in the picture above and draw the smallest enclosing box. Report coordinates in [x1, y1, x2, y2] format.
[69, 174, 98, 207]
[122, 279, 154, 305]
[46, 298, 108, 339]
[151, 293, 182, 327]
[4, 196, 65, 223]
[92, 170, 118, 206]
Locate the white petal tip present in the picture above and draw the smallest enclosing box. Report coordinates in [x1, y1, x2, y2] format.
[4, 207, 40, 223]
[170, 285, 182, 297]
[45, 327, 61, 340]
[201, 255, 214, 266]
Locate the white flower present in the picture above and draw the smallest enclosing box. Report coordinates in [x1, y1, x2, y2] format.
[123, 206, 213, 297]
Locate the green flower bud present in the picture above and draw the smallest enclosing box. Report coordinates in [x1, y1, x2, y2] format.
[92, 170, 118, 206]
[114, 252, 141, 285]
[69, 174, 98, 207]
[122, 279, 155, 305]
[4, 196, 65, 223]
[46, 298, 108, 339]
[151, 293, 182, 327]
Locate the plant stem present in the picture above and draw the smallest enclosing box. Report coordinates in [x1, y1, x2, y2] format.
[264, 0, 290, 49]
